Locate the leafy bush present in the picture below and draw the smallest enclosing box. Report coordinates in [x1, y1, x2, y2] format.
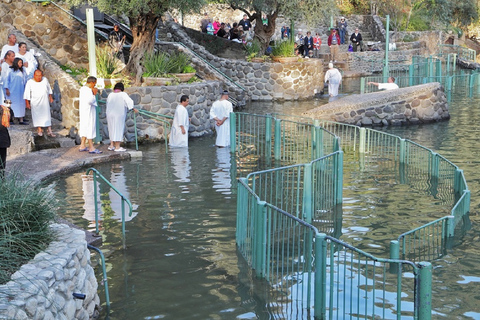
[142, 51, 194, 77]
[96, 46, 119, 78]
[244, 39, 261, 57]
[0, 172, 57, 284]
[272, 40, 296, 57]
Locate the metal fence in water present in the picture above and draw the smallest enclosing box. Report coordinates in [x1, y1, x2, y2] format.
[233, 113, 470, 319]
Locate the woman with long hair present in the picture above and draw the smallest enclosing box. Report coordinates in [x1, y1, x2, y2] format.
[4, 57, 27, 124]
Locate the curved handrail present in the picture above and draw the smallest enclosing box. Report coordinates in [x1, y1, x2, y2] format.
[87, 244, 110, 312]
[85, 167, 133, 249]
[132, 109, 172, 152]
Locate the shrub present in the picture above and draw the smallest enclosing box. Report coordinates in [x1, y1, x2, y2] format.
[0, 171, 58, 284]
[244, 39, 261, 57]
[167, 52, 192, 74]
[96, 46, 119, 78]
[142, 51, 194, 77]
[272, 40, 296, 57]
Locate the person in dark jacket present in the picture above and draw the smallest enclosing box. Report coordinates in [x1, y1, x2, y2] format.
[303, 31, 313, 58]
[350, 28, 363, 52]
[0, 100, 11, 178]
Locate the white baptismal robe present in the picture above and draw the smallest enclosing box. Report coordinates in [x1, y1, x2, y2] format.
[210, 99, 233, 147]
[169, 104, 189, 148]
[324, 68, 342, 97]
[106, 91, 134, 142]
[24, 77, 52, 127]
[1, 44, 18, 60]
[17, 51, 38, 80]
[79, 86, 97, 139]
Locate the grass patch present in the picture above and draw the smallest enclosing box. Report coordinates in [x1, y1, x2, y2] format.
[0, 171, 58, 284]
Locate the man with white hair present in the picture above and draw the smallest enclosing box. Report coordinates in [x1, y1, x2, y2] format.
[368, 77, 399, 90]
[210, 90, 233, 148]
[1, 34, 19, 59]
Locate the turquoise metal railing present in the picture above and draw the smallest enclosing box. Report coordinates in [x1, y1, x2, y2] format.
[237, 177, 433, 319]
[88, 244, 110, 312]
[132, 109, 173, 152]
[437, 44, 476, 61]
[85, 168, 133, 249]
[235, 112, 469, 318]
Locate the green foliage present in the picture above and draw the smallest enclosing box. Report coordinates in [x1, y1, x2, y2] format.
[272, 40, 296, 57]
[244, 39, 261, 57]
[142, 51, 194, 77]
[0, 172, 57, 284]
[60, 64, 87, 78]
[96, 46, 119, 78]
[405, 11, 430, 31]
[337, 0, 369, 15]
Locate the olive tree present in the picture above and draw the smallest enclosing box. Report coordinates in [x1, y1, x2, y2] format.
[66, 0, 205, 83]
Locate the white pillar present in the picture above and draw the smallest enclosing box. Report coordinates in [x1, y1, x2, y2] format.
[86, 8, 97, 77]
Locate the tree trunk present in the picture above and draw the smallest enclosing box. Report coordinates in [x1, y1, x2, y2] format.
[253, 12, 277, 55]
[127, 12, 160, 85]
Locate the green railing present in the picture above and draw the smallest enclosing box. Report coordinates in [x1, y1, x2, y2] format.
[88, 244, 110, 312]
[132, 109, 173, 152]
[85, 168, 133, 249]
[437, 44, 476, 62]
[234, 113, 470, 318]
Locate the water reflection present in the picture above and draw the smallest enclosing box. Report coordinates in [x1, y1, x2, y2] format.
[109, 164, 138, 222]
[82, 175, 102, 229]
[211, 147, 232, 198]
[169, 147, 191, 194]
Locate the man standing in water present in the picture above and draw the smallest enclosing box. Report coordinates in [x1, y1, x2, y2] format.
[210, 90, 233, 148]
[169, 95, 190, 148]
[78, 76, 102, 154]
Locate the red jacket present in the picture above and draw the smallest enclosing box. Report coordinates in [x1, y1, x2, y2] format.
[328, 33, 341, 46]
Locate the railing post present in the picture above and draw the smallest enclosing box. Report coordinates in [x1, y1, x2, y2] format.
[446, 54, 451, 73]
[274, 119, 281, 160]
[453, 53, 457, 71]
[416, 262, 432, 320]
[389, 240, 400, 274]
[429, 152, 439, 198]
[360, 77, 365, 94]
[94, 95, 102, 144]
[335, 151, 343, 205]
[399, 139, 406, 184]
[408, 64, 414, 86]
[236, 178, 248, 245]
[133, 111, 139, 151]
[315, 233, 327, 319]
[303, 163, 313, 223]
[93, 172, 99, 234]
[265, 116, 272, 160]
[444, 215, 455, 239]
[253, 200, 267, 278]
[230, 112, 236, 154]
[359, 127, 366, 153]
[436, 59, 442, 81]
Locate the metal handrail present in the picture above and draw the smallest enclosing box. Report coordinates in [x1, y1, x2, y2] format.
[87, 244, 110, 312]
[174, 41, 247, 93]
[133, 109, 173, 152]
[85, 167, 133, 249]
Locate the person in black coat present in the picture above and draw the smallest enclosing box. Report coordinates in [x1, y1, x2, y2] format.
[238, 14, 252, 31]
[350, 28, 363, 52]
[0, 100, 12, 178]
[303, 31, 313, 58]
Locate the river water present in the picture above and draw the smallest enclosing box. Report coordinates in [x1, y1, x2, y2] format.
[53, 80, 480, 319]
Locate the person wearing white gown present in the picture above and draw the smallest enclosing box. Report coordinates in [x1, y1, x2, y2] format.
[0, 50, 15, 105]
[0, 34, 19, 59]
[78, 76, 101, 154]
[4, 58, 27, 124]
[169, 95, 190, 148]
[106, 82, 138, 152]
[210, 90, 233, 147]
[324, 62, 342, 97]
[17, 42, 37, 80]
[24, 70, 54, 137]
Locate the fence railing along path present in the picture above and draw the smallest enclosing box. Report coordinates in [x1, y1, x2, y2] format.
[232, 112, 470, 319]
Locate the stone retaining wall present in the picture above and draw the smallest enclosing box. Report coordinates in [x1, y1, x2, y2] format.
[0, 224, 100, 320]
[0, 0, 89, 69]
[167, 21, 324, 101]
[97, 81, 222, 142]
[304, 82, 449, 126]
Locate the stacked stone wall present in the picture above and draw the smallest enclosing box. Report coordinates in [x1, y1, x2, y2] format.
[304, 82, 449, 126]
[0, 0, 89, 69]
[97, 81, 223, 142]
[0, 224, 100, 320]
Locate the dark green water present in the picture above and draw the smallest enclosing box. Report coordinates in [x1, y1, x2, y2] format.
[53, 83, 480, 319]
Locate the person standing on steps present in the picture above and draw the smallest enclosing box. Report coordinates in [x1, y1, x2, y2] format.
[78, 76, 102, 154]
[1, 34, 19, 60]
[106, 82, 138, 152]
[24, 70, 55, 137]
[337, 17, 347, 45]
[109, 24, 126, 63]
[4, 58, 27, 125]
[0, 50, 15, 105]
[350, 28, 363, 52]
[328, 28, 341, 62]
[169, 95, 190, 148]
[210, 90, 233, 148]
[303, 31, 313, 58]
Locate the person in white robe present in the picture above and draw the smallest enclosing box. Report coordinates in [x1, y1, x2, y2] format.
[210, 90, 233, 148]
[0, 50, 14, 105]
[17, 42, 37, 80]
[24, 70, 54, 137]
[106, 82, 138, 152]
[169, 95, 190, 148]
[0, 34, 19, 59]
[78, 76, 101, 154]
[324, 62, 342, 97]
[4, 58, 27, 124]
